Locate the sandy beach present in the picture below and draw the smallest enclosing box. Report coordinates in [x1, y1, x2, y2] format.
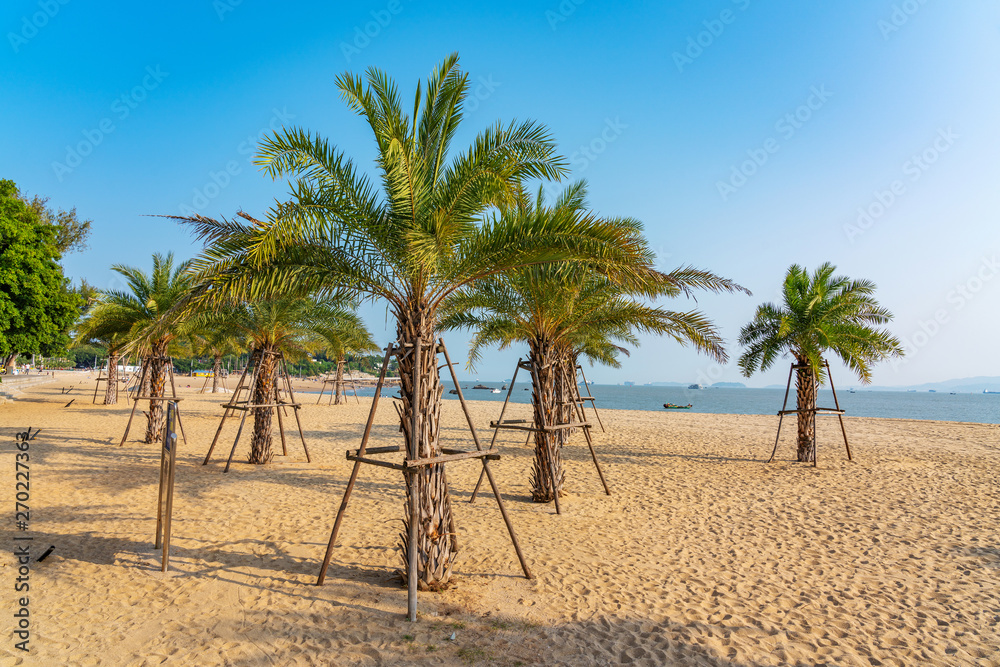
[2, 371, 999, 666]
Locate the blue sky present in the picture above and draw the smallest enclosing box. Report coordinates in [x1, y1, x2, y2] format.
[2, 1, 998, 386]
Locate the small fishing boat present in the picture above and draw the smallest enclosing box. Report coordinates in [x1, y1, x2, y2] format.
[663, 403, 693, 410]
[490, 388, 502, 394]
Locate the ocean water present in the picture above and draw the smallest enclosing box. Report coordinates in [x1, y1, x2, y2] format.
[333, 382, 1000, 425]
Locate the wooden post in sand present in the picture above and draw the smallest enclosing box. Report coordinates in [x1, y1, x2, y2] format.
[769, 360, 852, 466]
[154, 401, 180, 572]
[314, 340, 529, 623]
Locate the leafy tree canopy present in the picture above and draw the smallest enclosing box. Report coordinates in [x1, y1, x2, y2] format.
[0, 179, 82, 366]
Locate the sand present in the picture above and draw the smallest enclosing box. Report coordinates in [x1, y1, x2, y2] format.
[1, 371, 998, 666]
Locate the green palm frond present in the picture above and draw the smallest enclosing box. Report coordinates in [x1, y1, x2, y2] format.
[738, 263, 905, 383]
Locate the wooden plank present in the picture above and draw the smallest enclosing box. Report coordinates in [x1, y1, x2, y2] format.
[405, 449, 500, 467]
[345, 454, 406, 471]
[348, 445, 401, 456]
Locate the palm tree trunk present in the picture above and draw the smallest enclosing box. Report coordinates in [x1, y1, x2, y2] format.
[795, 361, 817, 462]
[144, 341, 169, 444]
[529, 338, 565, 502]
[104, 350, 119, 405]
[212, 354, 222, 393]
[334, 355, 346, 405]
[396, 313, 456, 591]
[249, 347, 276, 464]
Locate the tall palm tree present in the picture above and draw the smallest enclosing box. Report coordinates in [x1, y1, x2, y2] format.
[214, 295, 362, 464]
[312, 308, 377, 404]
[738, 263, 904, 462]
[441, 185, 746, 501]
[177, 55, 659, 589]
[84, 253, 193, 440]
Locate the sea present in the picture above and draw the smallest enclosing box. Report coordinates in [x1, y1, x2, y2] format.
[333, 382, 1000, 425]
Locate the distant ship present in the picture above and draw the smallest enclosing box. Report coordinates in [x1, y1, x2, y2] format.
[984, 389, 1000, 394]
[688, 384, 704, 390]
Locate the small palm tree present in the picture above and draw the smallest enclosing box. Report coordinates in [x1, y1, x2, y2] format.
[178, 55, 659, 589]
[84, 253, 193, 440]
[312, 308, 377, 404]
[74, 324, 129, 404]
[441, 183, 746, 501]
[218, 295, 362, 464]
[738, 263, 904, 462]
[189, 314, 245, 393]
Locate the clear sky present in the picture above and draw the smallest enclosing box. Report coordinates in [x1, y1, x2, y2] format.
[2, 1, 997, 386]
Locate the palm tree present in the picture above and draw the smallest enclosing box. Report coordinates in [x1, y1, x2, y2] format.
[189, 314, 245, 393]
[83, 253, 193, 439]
[441, 185, 746, 501]
[177, 55, 661, 589]
[738, 263, 904, 462]
[312, 308, 377, 404]
[74, 324, 129, 404]
[211, 295, 362, 464]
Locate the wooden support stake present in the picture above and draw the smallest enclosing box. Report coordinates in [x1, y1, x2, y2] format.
[767, 363, 796, 463]
[826, 359, 853, 461]
[317, 345, 394, 586]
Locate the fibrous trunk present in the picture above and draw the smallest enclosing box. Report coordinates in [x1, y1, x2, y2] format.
[212, 354, 222, 393]
[529, 338, 565, 503]
[249, 347, 276, 464]
[334, 356, 346, 405]
[144, 341, 170, 444]
[795, 360, 817, 462]
[396, 312, 456, 591]
[104, 350, 119, 405]
[4, 353, 16, 376]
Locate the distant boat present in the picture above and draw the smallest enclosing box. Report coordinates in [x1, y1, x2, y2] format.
[688, 384, 703, 390]
[490, 388, 501, 394]
[984, 390, 1000, 394]
[928, 389, 937, 393]
[663, 403, 692, 410]
[849, 388, 856, 394]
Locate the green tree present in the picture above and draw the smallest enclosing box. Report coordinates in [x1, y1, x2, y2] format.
[22, 193, 93, 254]
[441, 183, 744, 501]
[0, 179, 81, 373]
[738, 263, 904, 462]
[179, 55, 657, 589]
[86, 253, 194, 439]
